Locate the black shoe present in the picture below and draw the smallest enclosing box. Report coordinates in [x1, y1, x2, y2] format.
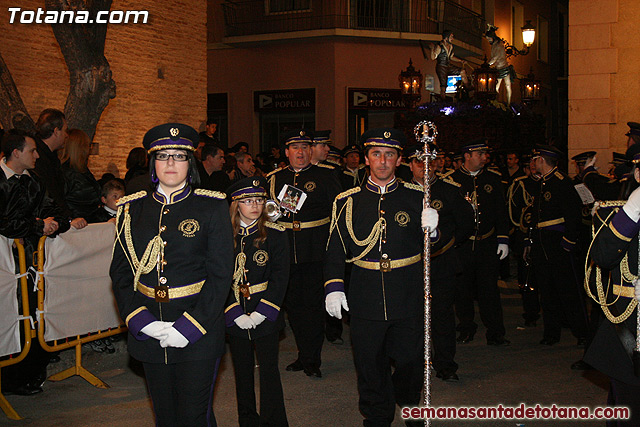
[571, 359, 593, 370]
[436, 371, 459, 382]
[328, 337, 344, 345]
[487, 337, 510, 346]
[30, 368, 47, 388]
[3, 383, 43, 396]
[524, 320, 537, 327]
[304, 366, 322, 378]
[576, 338, 587, 348]
[285, 359, 304, 372]
[540, 337, 560, 345]
[456, 332, 475, 344]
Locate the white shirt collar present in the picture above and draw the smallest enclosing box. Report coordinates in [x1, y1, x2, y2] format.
[1, 158, 29, 179]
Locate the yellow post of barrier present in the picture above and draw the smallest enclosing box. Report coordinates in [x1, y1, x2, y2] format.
[0, 240, 36, 420]
[35, 236, 127, 389]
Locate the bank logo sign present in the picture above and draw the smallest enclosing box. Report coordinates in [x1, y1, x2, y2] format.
[254, 89, 315, 112]
[348, 88, 406, 110]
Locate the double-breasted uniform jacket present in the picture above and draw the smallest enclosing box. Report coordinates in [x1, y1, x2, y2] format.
[451, 166, 510, 247]
[529, 167, 582, 259]
[266, 163, 342, 264]
[224, 221, 290, 339]
[110, 186, 234, 364]
[325, 177, 430, 321]
[507, 174, 540, 232]
[585, 201, 640, 386]
[413, 176, 475, 279]
[0, 165, 70, 247]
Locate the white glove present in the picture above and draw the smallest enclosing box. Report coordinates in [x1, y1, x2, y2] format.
[623, 186, 640, 222]
[325, 291, 349, 319]
[156, 327, 189, 348]
[234, 314, 256, 330]
[634, 278, 640, 302]
[421, 207, 439, 238]
[140, 321, 173, 339]
[249, 311, 266, 327]
[497, 243, 509, 260]
[585, 155, 597, 169]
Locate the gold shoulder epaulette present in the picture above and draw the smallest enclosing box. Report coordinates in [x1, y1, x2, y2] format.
[317, 163, 335, 170]
[194, 188, 226, 200]
[487, 167, 502, 176]
[401, 161, 410, 167]
[117, 191, 147, 206]
[358, 164, 366, 170]
[513, 175, 527, 182]
[266, 167, 284, 178]
[554, 170, 565, 180]
[265, 221, 286, 232]
[403, 182, 424, 192]
[337, 186, 361, 200]
[439, 169, 455, 179]
[442, 177, 461, 188]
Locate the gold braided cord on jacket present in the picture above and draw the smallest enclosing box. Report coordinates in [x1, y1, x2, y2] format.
[231, 252, 247, 303]
[584, 206, 637, 324]
[328, 196, 386, 263]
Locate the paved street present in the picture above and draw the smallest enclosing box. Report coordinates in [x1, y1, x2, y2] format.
[3, 282, 612, 427]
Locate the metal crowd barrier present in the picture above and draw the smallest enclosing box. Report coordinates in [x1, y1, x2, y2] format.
[0, 240, 35, 420]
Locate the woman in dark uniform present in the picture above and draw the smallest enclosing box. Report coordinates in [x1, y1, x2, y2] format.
[224, 176, 290, 427]
[110, 123, 234, 427]
[585, 152, 640, 426]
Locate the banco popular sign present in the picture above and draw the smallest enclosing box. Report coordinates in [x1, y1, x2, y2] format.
[349, 88, 407, 110]
[254, 89, 315, 112]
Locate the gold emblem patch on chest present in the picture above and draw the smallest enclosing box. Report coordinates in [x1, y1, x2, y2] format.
[483, 184, 493, 193]
[431, 200, 443, 210]
[304, 181, 316, 192]
[543, 191, 552, 202]
[178, 219, 200, 237]
[253, 250, 269, 266]
[395, 211, 410, 226]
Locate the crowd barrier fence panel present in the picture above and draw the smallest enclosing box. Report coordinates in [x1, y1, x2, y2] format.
[35, 223, 126, 389]
[0, 239, 35, 420]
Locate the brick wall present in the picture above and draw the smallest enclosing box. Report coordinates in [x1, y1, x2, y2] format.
[0, 0, 207, 178]
[568, 0, 640, 168]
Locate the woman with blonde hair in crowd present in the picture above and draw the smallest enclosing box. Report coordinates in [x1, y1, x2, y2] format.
[224, 176, 290, 427]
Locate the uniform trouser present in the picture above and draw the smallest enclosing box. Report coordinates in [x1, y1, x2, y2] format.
[455, 239, 506, 340]
[351, 315, 423, 427]
[143, 358, 220, 427]
[607, 378, 640, 427]
[515, 235, 541, 322]
[532, 250, 588, 341]
[285, 262, 324, 369]
[431, 270, 457, 374]
[228, 332, 289, 427]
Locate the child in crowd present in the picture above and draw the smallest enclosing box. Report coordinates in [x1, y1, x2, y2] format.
[89, 179, 125, 224]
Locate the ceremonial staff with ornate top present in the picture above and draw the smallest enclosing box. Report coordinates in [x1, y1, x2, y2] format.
[414, 121, 438, 427]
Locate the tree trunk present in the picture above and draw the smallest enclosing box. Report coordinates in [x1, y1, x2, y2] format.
[0, 52, 36, 133]
[46, 0, 116, 140]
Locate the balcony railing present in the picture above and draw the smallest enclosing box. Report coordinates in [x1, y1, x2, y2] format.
[222, 0, 485, 49]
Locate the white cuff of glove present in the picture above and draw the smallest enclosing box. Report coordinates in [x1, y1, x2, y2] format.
[623, 187, 640, 222]
[234, 314, 256, 330]
[421, 207, 439, 233]
[140, 321, 172, 339]
[325, 291, 349, 319]
[157, 327, 189, 348]
[497, 243, 509, 260]
[249, 311, 266, 326]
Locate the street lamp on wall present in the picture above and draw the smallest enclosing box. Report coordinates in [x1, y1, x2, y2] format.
[398, 58, 423, 109]
[505, 20, 536, 58]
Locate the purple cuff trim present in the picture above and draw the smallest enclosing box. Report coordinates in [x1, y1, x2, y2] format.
[173, 314, 204, 344]
[497, 236, 509, 245]
[225, 306, 244, 327]
[129, 310, 157, 341]
[324, 280, 345, 296]
[256, 301, 279, 322]
[611, 209, 640, 239]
